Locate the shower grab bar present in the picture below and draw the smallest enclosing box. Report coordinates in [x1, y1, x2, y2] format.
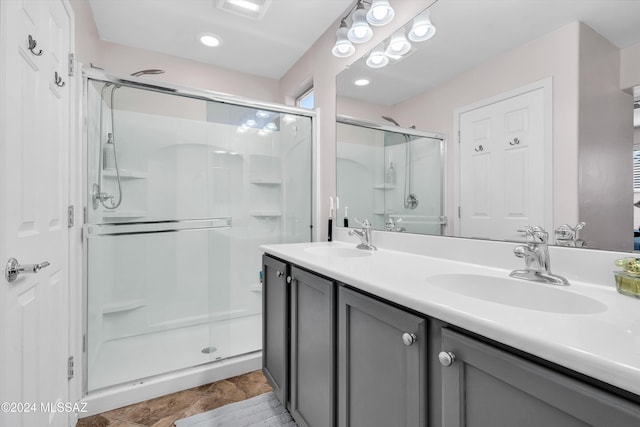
[85, 218, 232, 237]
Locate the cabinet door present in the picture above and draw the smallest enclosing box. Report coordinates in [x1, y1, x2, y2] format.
[440, 328, 640, 427]
[290, 267, 336, 427]
[262, 255, 289, 404]
[338, 286, 427, 427]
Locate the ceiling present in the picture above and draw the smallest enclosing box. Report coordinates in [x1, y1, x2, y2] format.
[337, 0, 640, 106]
[88, 0, 353, 79]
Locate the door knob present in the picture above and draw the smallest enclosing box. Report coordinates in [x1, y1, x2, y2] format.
[438, 351, 456, 367]
[402, 332, 417, 346]
[5, 258, 50, 283]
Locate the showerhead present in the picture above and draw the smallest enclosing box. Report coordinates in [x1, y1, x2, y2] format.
[130, 69, 165, 77]
[382, 115, 400, 126]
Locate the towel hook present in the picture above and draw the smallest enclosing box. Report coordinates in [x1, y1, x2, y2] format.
[474, 145, 484, 152]
[54, 71, 65, 87]
[509, 137, 520, 146]
[28, 35, 43, 56]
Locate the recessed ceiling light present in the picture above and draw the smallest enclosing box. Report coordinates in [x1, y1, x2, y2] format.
[216, 0, 271, 20]
[354, 78, 370, 86]
[199, 33, 222, 47]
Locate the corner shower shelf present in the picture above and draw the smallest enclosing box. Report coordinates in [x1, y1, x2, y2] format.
[102, 299, 146, 315]
[250, 179, 282, 185]
[103, 169, 148, 179]
[102, 210, 147, 220]
[373, 184, 396, 190]
[251, 212, 282, 218]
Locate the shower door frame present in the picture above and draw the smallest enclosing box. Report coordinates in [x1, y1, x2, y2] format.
[336, 115, 447, 234]
[80, 67, 316, 396]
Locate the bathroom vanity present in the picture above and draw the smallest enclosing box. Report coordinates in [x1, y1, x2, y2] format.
[262, 241, 640, 427]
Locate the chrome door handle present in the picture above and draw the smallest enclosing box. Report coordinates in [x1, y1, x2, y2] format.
[5, 258, 50, 283]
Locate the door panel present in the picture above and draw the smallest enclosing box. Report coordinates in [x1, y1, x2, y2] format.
[1, 0, 72, 425]
[338, 286, 426, 427]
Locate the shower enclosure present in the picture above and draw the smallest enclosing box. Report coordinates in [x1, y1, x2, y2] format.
[83, 69, 312, 392]
[336, 116, 445, 234]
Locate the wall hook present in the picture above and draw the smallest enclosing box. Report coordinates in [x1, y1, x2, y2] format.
[54, 71, 65, 87]
[509, 137, 520, 146]
[28, 35, 43, 56]
[474, 145, 484, 152]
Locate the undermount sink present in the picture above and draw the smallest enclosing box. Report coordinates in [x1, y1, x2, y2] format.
[304, 246, 373, 258]
[428, 273, 607, 314]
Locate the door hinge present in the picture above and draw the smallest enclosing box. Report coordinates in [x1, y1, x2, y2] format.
[458, 206, 461, 218]
[68, 53, 75, 76]
[82, 334, 87, 353]
[458, 130, 461, 143]
[68, 205, 74, 228]
[68, 356, 75, 380]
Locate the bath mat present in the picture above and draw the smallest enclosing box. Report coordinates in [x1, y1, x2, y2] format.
[174, 391, 298, 427]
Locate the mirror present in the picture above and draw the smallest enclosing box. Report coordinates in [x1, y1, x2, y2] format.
[336, 0, 640, 252]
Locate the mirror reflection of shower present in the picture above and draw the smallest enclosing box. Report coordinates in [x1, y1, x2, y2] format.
[92, 69, 166, 210]
[382, 116, 418, 209]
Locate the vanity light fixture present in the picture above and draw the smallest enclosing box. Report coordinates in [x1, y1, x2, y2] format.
[354, 78, 370, 86]
[347, 1, 373, 43]
[385, 28, 411, 58]
[199, 33, 222, 47]
[408, 10, 436, 42]
[366, 45, 389, 68]
[245, 119, 258, 127]
[332, 20, 356, 58]
[265, 122, 278, 131]
[332, 0, 395, 57]
[366, 0, 394, 26]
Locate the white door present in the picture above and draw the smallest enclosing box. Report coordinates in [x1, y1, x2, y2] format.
[0, 1, 72, 426]
[458, 85, 549, 241]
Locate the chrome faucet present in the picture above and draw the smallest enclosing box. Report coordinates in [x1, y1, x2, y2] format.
[555, 222, 586, 247]
[349, 218, 377, 251]
[510, 226, 569, 286]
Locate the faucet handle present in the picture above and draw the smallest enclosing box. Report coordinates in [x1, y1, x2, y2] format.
[518, 226, 548, 243]
[353, 218, 371, 229]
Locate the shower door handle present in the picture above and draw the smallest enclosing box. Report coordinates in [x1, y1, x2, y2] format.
[5, 258, 50, 283]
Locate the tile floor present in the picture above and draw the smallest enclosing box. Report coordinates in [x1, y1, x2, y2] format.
[76, 370, 272, 427]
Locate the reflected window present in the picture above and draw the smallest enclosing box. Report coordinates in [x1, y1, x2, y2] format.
[297, 87, 314, 110]
[634, 148, 640, 190]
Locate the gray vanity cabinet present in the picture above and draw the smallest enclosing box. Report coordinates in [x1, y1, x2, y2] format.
[262, 255, 289, 405]
[439, 328, 640, 427]
[338, 286, 427, 427]
[289, 266, 336, 427]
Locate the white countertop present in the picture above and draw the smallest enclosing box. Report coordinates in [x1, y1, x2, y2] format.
[262, 241, 640, 397]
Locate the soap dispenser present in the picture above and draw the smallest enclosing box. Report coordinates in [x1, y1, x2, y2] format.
[103, 133, 115, 170]
[385, 161, 396, 186]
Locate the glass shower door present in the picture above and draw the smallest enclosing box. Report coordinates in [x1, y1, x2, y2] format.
[85, 77, 312, 391]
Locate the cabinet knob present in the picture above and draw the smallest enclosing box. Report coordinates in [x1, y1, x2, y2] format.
[286, 276, 292, 284]
[402, 332, 417, 346]
[438, 351, 456, 367]
[276, 270, 283, 277]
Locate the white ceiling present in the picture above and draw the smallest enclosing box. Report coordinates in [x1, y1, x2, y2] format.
[88, 0, 353, 79]
[337, 0, 640, 106]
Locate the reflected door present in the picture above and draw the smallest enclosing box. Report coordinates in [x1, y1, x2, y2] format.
[458, 86, 548, 241]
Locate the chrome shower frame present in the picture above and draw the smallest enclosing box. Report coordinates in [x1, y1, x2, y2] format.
[336, 114, 447, 232]
[81, 66, 317, 397]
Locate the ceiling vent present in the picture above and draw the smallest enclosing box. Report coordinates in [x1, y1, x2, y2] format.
[216, 0, 271, 20]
